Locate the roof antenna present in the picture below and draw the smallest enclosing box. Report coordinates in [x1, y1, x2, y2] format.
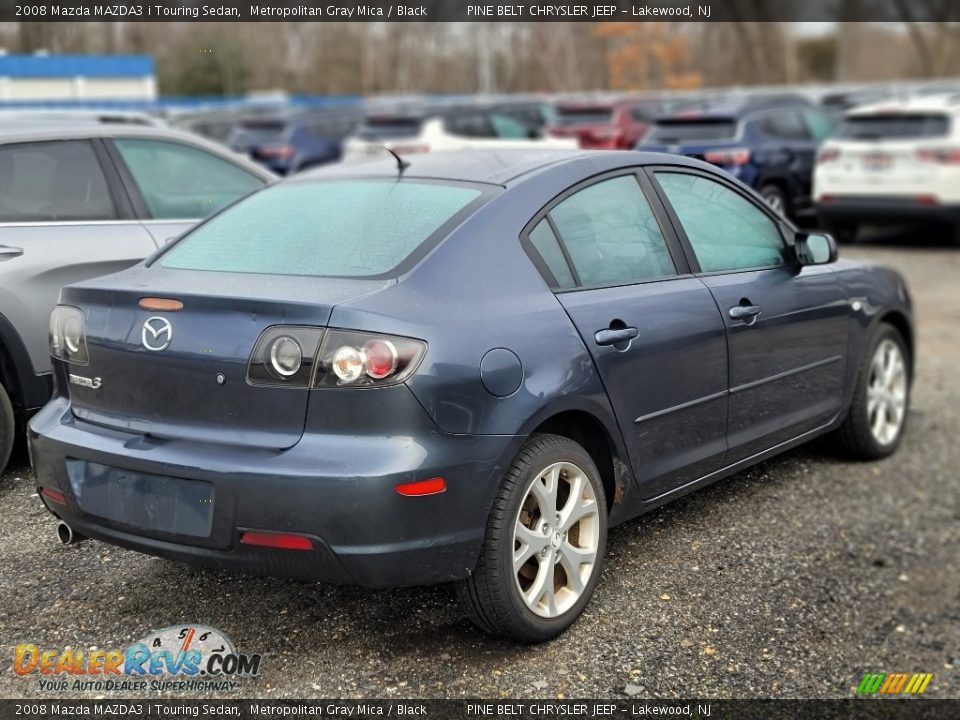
[384, 146, 410, 175]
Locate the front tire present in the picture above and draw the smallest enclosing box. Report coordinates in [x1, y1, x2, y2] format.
[0, 382, 14, 474]
[456, 433, 607, 642]
[832, 324, 910, 460]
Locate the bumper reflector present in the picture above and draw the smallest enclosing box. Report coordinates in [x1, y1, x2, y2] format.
[395, 477, 446, 497]
[40, 487, 66, 505]
[240, 531, 313, 551]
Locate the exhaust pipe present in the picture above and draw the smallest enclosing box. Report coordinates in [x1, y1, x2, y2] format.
[56, 521, 86, 546]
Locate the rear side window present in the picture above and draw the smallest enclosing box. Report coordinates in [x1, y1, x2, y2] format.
[0, 140, 115, 222]
[114, 139, 264, 220]
[834, 113, 950, 140]
[547, 175, 675, 288]
[528, 220, 575, 289]
[444, 113, 496, 138]
[161, 180, 484, 278]
[645, 119, 738, 143]
[655, 172, 786, 273]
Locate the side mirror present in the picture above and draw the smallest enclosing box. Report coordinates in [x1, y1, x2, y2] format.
[795, 232, 838, 266]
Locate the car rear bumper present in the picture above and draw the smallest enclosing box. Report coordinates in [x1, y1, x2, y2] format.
[29, 396, 517, 587]
[816, 196, 960, 225]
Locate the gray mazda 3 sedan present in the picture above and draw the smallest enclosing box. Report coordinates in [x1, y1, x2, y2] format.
[29, 150, 914, 641]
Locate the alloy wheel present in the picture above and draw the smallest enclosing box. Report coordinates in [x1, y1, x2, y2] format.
[512, 461, 600, 618]
[867, 338, 908, 446]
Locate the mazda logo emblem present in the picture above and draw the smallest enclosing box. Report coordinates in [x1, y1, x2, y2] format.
[142, 316, 173, 352]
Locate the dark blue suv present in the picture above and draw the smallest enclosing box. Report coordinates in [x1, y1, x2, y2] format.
[228, 109, 361, 175]
[637, 95, 833, 219]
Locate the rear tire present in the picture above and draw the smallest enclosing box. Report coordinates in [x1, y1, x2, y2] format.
[456, 433, 607, 642]
[831, 324, 910, 460]
[0, 382, 14, 474]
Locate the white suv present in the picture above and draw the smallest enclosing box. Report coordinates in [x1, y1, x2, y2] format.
[813, 95, 960, 242]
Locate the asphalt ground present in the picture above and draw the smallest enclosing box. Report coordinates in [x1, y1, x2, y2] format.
[0, 229, 957, 700]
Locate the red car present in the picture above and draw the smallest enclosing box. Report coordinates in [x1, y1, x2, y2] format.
[547, 99, 673, 150]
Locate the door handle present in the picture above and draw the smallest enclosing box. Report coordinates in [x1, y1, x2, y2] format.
[729, 304, 762, 321]
[595, 326, 639, 347]
[0, 245, 23, 258]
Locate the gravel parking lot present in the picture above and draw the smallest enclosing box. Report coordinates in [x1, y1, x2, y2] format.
[1, 234, 958, 700]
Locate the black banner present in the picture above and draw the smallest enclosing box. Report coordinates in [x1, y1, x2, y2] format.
[2, 700, 960, 720]
[4, 0, 960, 23]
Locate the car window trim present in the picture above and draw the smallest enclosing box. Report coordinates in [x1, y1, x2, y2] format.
[519, 167, 691, 293]
[643, 165, 794, 276]
[91, 138, 136, 220]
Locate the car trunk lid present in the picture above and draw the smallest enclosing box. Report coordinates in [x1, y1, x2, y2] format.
[62, 267, 393, 449]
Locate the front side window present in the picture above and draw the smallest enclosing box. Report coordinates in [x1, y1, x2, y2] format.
[548, 175, 676, 288]
[0, 140, 115, 222]
[161, 179, 484, 278]
[490, 113, 533, 139]
[655, 172, 786, 273]
[113, 138, 264, 220]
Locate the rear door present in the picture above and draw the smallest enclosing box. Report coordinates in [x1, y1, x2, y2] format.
[754, 109, 819, 207]
[650, 167, 849, 461]
[0, 139, 156, 375]
[106, 137, 268, 246]
[526, 171, 729, 501]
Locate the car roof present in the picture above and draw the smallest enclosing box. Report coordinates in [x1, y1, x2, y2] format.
[846, 94, 960, 117]
[294, 149, 712, 187]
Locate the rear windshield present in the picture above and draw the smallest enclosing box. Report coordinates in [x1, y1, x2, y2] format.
[834, 113, 950, 140]
[554, 107, 614, 126]
[355, 117, 423, 139]
[644, 119, 738, 143]
[160, 180, 484, 278]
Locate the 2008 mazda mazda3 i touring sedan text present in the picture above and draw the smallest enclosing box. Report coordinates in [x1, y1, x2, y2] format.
[29, 150, 914, 642]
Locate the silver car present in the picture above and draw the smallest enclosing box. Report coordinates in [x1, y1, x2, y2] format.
[0, 122, 275, 471]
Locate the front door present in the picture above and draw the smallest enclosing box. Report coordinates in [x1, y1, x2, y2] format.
[652, 168, 849, 462]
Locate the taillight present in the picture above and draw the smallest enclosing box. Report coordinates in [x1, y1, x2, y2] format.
[247, 326, 323, 387]
[315, 330, 426, 388]
[817, 147, 841, 163]
[916, 148, 960, 164]
[49, 306, 88, 365]
[246, 327, 426, 389]
[257, 144, 295, 160]
[704, 148, 751, 166]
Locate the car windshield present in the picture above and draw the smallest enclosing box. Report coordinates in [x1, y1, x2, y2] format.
[644, 118, 739, 143]
[160, 179, 484, 278]
[355, 117, 423, 139]
[834, 113, 950, 140]
[554, 107, 614, 126]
